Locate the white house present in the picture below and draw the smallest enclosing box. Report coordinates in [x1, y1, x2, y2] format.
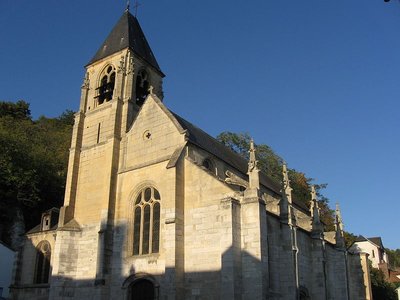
[349, 236, 388, 268]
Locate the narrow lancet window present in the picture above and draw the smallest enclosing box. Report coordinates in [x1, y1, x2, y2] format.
[34, 241, 51, 284]
[133, 207, 141, 255]
[152, 202, 160, 253]
[132, 186, 161, 255]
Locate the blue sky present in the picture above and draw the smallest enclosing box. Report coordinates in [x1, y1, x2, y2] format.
[1, 0, 399, 249]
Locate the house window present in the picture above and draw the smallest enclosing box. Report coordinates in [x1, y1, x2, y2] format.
[372, 250, 375, 258]
[135, 69, 150, 106]
[34, 241, 51, 284]
[95, 65, 116, 105]
[133, 187, 161, 255]
[42, 214, 51, 231]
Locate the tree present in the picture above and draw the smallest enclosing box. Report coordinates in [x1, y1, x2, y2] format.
[0, 100, 31, 119]
[216, 131, 335, 229]
[344, 231, 358, 249]
[370, 262, 398, 300]
[386, 248, 400, 269]
[0, 101, 74, 248]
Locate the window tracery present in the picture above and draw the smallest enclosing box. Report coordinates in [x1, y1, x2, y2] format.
[96, 65, 116, 105]
[135, 69, 150, 106]
[133, 186, 161, 255]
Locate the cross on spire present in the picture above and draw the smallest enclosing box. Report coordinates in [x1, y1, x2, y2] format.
[133, 0, 141, 17]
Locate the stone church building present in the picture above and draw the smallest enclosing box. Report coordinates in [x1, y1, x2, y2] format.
[11, 9, 371, 300]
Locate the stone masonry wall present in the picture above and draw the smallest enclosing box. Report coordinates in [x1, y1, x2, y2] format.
[183, 158, 236, 299]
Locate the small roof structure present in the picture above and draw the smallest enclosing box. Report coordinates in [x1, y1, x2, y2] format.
[368, 237, 384, 249]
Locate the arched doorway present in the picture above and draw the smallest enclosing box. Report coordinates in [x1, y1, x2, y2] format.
[129, 279, 155, 300]
[299, 286, 310, 300]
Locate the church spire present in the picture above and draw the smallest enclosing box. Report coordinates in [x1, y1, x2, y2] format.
[280, 162, 295, 225]
[310, 185, 323, 238]
[335, 203, 345, 248]
[282, 162, 292, 204]
[87, 10, 163, 76]
[247, 139, 260, 190]
[335, 203, 344, 234]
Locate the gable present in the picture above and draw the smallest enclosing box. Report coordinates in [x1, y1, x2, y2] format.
[123, 95, 186, 170]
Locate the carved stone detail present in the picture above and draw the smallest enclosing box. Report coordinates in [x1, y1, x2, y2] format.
[118, 56, 126, 74]
[127, 56, 134, 74]
[224, 170, 248, 189]
[81, 72, 90, 89]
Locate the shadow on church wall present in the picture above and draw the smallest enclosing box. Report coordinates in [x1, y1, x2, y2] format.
[10, 223, 368, 300]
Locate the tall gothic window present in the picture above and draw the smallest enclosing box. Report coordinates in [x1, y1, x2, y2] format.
[135, 69, 150, 106]
[133, 186, 161, 255]
[34, 241, 51, 284]
[96, 65, 116, 105]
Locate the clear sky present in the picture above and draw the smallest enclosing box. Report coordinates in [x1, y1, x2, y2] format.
[1, 0, 399, 249]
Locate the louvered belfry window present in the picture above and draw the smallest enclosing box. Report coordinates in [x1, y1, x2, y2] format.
[95, 65, 116, 105]
[133, 187, 161, 255]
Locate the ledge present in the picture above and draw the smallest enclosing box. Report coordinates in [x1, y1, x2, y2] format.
[10, 283, 50, 289]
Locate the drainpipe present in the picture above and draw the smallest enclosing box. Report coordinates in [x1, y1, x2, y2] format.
[292, 225, 300, 300]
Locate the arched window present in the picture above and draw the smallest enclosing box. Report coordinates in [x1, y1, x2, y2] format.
[129, 279, 155, 300]
[34, 241, 51, 284]
[202, 158, 216, 174]
[96, 65, 116, 105]
[135, 69, 150, 106]
[133, 187, 161, 255]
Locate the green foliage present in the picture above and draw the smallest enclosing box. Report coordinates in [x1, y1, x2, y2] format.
[386, 248, 400, 269]
[0, 100, 31, 119]
[216, 131, 335, 229]
[344, 231, 358, 249]
[0, 101, 74, 246]
[217, 132, 283, 182]
[369, 263, 398, 300]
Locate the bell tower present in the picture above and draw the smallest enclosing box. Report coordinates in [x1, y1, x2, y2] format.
[59, 9, 164, 227]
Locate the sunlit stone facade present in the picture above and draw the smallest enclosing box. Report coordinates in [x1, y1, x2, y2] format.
[11, 10, 371, 300]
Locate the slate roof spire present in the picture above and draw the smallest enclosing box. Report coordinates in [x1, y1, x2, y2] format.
[87, 10, 163, 76]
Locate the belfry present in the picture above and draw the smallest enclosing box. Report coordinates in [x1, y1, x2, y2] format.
[11, 9, 371, 300]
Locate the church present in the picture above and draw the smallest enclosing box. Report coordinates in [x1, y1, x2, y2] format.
[10, 8, 372, 300]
